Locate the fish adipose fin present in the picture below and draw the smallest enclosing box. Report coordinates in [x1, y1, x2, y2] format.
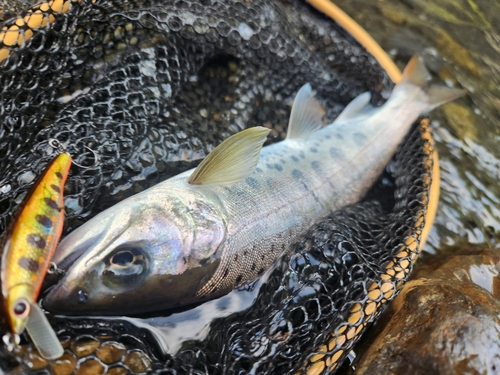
[286, 83, 325, 140]
[401, 55, 466, 110]
[188, 126, 270, 186]
[333, 91, 372, 123]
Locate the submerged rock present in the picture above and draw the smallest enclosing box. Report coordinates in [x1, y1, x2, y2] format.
[352, 247, 500, 375]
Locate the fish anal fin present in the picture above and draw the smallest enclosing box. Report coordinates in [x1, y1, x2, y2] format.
[286, 83, 325, 140]
[188, 127, 270, 186]
[333, 91, 372, 123]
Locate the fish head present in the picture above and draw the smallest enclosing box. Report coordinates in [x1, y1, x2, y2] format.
[6, 283, 32, 334]
[44, 188, 226, 314]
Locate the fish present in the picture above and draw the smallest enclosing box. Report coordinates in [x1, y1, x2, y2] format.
[0, 152, 71, 359]
[43, 56, 465, 315]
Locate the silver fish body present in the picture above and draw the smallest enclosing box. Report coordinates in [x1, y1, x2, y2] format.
[44, 56, 464, 315]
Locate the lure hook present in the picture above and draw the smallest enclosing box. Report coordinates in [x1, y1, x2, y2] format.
[2, 333, 20, 351]
[48, 139, 99, 169]
[47, 262, 65, 276]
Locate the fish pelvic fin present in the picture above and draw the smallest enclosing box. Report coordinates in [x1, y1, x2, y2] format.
[401, 55, 466, 111]
[286, 83, 325, 140]
[188, 126, 270, 186]
[333, 91, 372, 124]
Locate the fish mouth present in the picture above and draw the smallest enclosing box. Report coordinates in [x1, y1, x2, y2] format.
[43, 269, 96, 314]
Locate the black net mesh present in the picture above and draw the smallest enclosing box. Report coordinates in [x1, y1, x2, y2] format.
[0, 0, 432, 374]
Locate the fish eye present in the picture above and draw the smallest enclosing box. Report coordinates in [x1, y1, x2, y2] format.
[12, 299, 30, 319]
[110, 250, 135, 267]
[102, 245, 149, 289]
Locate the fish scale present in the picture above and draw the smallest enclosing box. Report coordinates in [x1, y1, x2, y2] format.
[195, 111, 405, 297]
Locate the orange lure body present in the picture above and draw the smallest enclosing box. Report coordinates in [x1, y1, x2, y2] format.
[1, 153, 72, 334]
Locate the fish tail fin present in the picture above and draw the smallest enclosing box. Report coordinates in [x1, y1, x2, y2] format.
[400, 55, 466, 111]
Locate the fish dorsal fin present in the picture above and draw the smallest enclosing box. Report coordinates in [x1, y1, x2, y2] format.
[333, 92, 372, 124]
[286, 83, 325, 140]
[188, 127, 270, 186]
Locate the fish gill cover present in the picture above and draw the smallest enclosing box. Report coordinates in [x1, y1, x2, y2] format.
[0, 0, 431, 374]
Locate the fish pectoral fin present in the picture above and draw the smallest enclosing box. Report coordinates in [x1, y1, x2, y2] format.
[332, 91, 372, 124]
[188, 126, 270, 186]
[286, 83, 325, 140]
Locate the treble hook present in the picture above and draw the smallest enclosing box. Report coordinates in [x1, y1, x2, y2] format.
[48, 139, 99, 169]
[2, 332, 20, 352]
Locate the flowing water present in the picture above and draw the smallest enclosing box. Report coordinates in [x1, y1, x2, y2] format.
[333, 0, 500, 253]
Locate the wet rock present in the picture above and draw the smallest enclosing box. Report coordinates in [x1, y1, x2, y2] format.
[122, 350, 151, 373]
[70, 336, 100, 357]
[50, 352, 77, 375]
[352, 248, 500, 375]
[76, 358, 106, 375]
[23, 346, 49, 370]
[107, 366, 129, 375]
[96, 342, 127, 364]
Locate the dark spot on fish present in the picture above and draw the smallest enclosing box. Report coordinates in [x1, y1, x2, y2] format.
[246, 177, 259, 189]
[310, 147, 317, 153]
[299, 151, 305, 159]
[18, 256, 39, 272]
[223, 268, 229, 278]
[251, 263, 256, 271]
[255, 168, 263, 173]
[280, 159, 286, 164]
[44, 197, 60, 211]
[261, 253, 265, 260]
[35, 214, 52, 228]
[55, 172, 63, 180]
[183, 256, 188, 264]
[235, 275, 243, 284]
[234, 255, 238, 262]
[291, 155, 299, 163]
[325, 134, 331, 140]
[335, 133, 343, 140]
[274, 164, 283, 172]
[258, 268, 265, 275]
[292, 169, 304, 180]
[311, 161, 321, 170]
[244, 250, 249, 256]
[329, 147, 344, 160]
[267, 178, 276, 189]
[26, 233, 46, 249]
[50, 184, 61, 193]
[353, 132, 367, 143]
[266, 163, 273, 170]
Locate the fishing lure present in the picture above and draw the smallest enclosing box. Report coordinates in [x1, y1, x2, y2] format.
[0, 152, 71, 359]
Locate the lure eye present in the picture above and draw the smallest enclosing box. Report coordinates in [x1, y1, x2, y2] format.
[12, 299, 30, 319]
